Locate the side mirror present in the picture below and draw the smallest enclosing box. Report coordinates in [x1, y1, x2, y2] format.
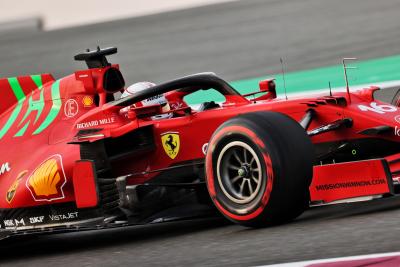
[242, 79, 277, 100]
[259, 79, 276, 94]
[258, 79, 276, 99]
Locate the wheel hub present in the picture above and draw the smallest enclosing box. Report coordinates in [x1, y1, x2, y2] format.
[216, 141, 264, 204]
[238, 164, 250, 178]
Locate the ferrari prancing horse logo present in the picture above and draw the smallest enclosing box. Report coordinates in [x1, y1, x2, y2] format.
[161, 132, 180, 159]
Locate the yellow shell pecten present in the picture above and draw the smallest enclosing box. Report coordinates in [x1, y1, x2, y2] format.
[29, 159, 61, 196]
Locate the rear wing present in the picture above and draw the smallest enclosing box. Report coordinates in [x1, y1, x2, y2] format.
[0, 74, 54, 114]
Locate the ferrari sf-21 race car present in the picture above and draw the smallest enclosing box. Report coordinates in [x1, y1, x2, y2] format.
[1, 47, 400, 239]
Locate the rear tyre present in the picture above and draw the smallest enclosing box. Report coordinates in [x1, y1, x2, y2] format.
[205, 112, 314, 227]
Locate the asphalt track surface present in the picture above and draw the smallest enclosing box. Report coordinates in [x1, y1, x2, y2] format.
[2, 0, 400, 266]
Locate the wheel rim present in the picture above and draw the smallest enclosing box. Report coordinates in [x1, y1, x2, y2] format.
[216, 141, 263, 204]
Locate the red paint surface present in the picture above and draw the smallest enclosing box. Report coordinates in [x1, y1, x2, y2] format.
[310, 159, 391, 203]
[73, 161, 98, 208]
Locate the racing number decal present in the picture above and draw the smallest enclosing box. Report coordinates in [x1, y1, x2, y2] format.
[161, 132, 180, 159]
[0, 78, 62, 139]
[358, 102, 397, 114]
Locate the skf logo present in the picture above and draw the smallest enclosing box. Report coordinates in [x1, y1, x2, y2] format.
[161, 132, 180, 159]
[0, 162, 11, 176]
[6, 170, 28, 204]
[26, 155, 67, 202]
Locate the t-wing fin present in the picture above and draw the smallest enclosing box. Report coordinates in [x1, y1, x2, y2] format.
[74, 47, 117, 69]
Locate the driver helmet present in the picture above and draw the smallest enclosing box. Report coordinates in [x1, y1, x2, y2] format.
[121, 81, 172, 119]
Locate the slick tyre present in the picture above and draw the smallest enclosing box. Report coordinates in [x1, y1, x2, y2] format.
[205, 112, 314, 227]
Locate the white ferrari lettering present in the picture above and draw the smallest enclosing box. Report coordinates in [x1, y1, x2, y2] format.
[0, 162, 10, 176]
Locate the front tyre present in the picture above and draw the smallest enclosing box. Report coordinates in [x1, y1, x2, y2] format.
[205, 112, 314, 227]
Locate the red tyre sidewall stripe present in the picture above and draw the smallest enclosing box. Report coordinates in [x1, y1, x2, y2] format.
[206, 125, 274, 221]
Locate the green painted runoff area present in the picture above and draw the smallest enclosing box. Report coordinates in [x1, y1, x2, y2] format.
[184, 54, 400, 104]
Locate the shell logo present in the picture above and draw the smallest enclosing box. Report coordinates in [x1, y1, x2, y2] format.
[26, 155, 67, 202]
[82, 96, 94, 107]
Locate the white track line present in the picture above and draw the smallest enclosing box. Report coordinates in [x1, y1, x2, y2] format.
[258, 251, 400, 267]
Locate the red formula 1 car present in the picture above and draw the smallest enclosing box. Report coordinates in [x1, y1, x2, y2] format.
[1, 47, 400, 239]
